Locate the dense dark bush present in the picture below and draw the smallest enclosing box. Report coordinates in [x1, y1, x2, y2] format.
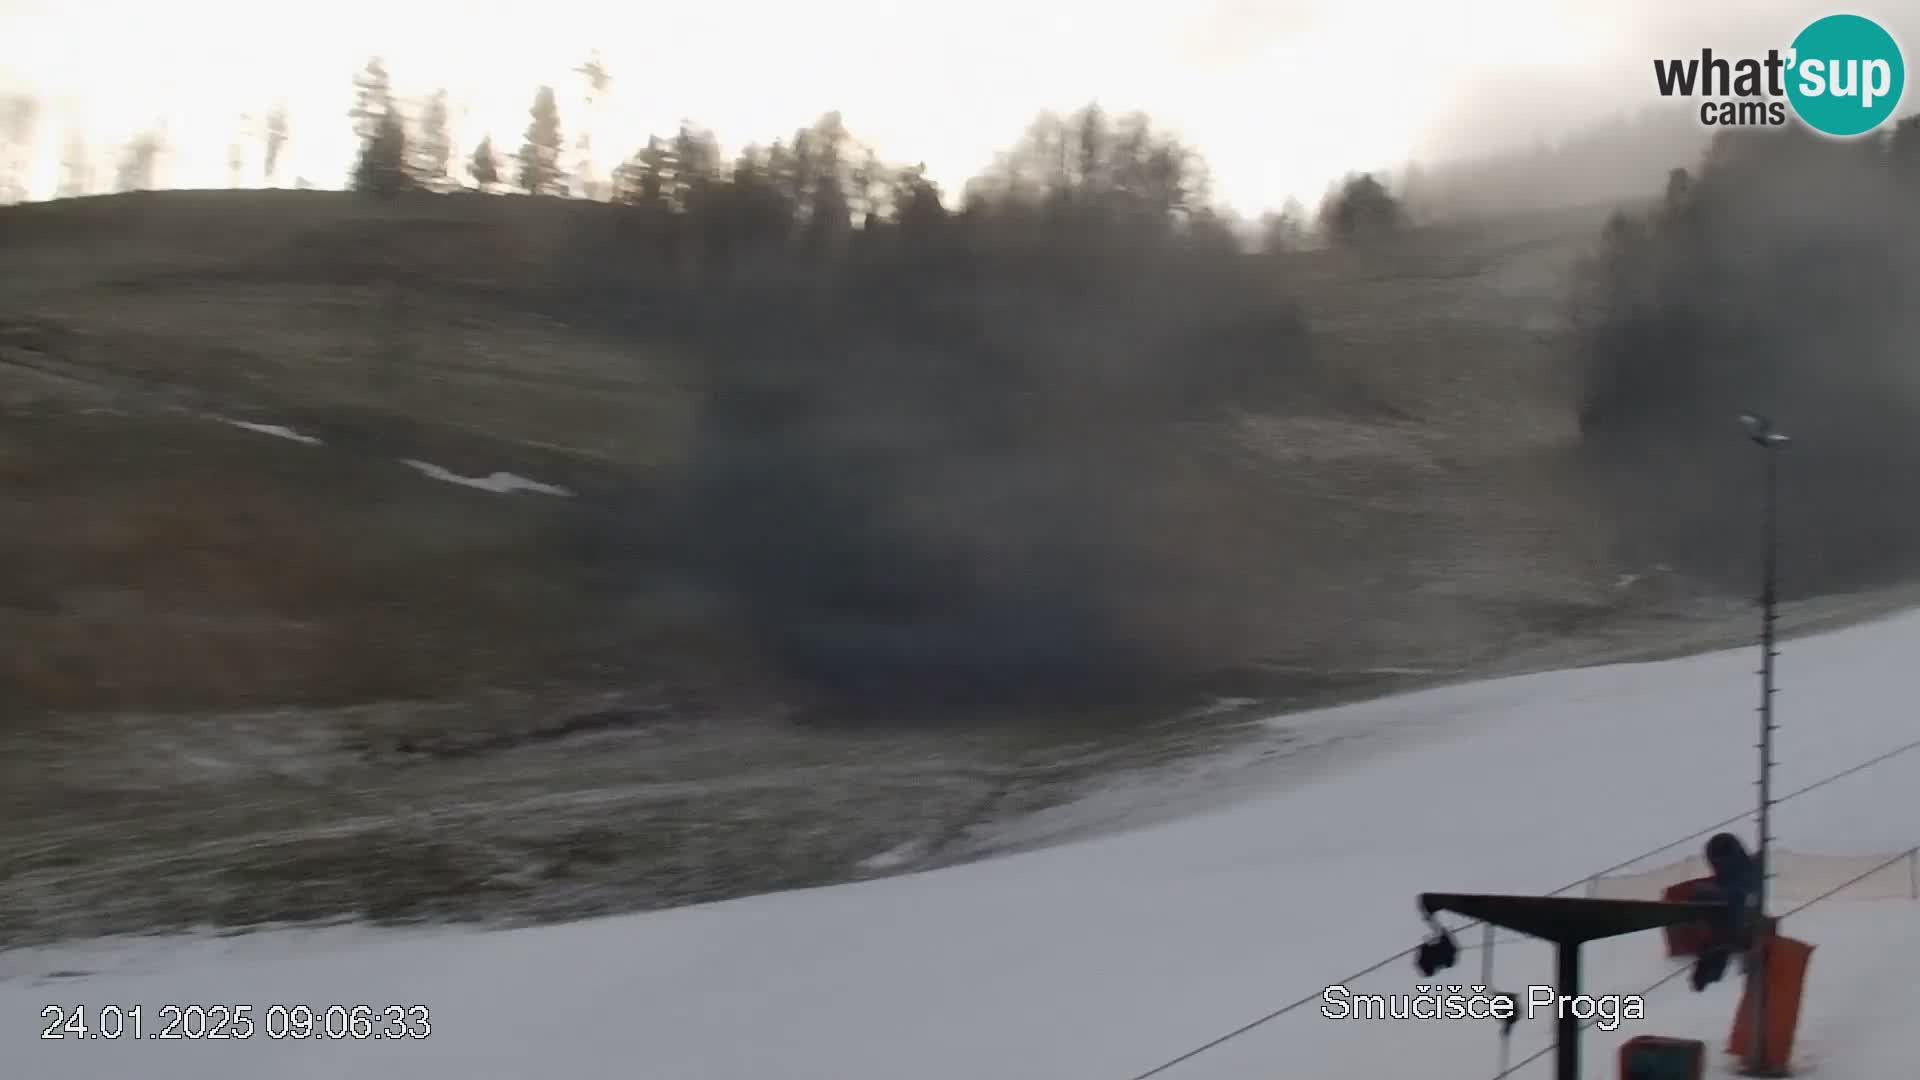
[1318, 173, 1403, 246]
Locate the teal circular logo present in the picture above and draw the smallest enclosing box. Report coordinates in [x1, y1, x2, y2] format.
[1786, 14, 1905, 136]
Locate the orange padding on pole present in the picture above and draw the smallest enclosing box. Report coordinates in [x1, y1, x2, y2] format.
[1726, 934, 1814, 1074]
[1660, 877, 1717, 957]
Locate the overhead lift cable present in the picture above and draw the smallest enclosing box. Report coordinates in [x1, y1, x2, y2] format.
[1118, 735, 1920, 1080]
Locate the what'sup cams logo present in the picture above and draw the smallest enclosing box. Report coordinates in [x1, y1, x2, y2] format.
[1654, 13, 1906, 136]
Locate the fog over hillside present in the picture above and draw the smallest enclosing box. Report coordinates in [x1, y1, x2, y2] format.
[3, 0, 1920, 947]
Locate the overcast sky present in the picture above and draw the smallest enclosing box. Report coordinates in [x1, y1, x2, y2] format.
[1, 0, 1914, 213]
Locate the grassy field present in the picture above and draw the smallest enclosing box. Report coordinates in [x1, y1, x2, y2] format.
[0, 188, 1694, 941]
[0, 191, 723, 714]
[0, 190, 697, 468]
[0, 190, 1634, 713]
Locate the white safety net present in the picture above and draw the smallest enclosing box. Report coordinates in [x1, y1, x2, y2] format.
[1586, 847, 1919, 903]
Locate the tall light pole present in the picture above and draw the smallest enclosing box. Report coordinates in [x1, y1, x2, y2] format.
[1739, 413, 1789, 1076]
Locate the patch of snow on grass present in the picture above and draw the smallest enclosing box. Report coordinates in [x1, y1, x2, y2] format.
[400, 460, 572, 497]
[220, 419, 322, 445]
[858, 840, 928, 872]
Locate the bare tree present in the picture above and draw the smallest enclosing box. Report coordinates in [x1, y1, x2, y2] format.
[412, 89, 452, 190]
[0, 94, 38, 203]
[116, 129, 165, 192]
[57, 127, 92, 198]
[888, 162, 947, 235]
[228, 112, 250, 187]
[264, 101, 290, 186]
[1259, 197, 1310, 253]
[572, 52, 611, 198]
[959, 105, 1205, 240]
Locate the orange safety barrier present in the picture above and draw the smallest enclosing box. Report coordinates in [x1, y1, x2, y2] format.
[1726, 932, 1814, 1075]
[1661, 877, 1717, 957]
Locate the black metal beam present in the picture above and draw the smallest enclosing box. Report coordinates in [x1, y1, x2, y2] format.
[1420, 893, 1720, 945]
[1419, 893, 1721, 1080]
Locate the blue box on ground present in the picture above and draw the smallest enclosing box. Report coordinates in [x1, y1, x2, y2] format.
[1619, 1034, 1705, 1080]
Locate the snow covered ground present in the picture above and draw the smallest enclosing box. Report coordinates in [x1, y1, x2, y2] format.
[9, 605, 1920, 1079]
[218, 418, 324, 446]
[400, 459, 574, 497]
[215, 412, 578, 496]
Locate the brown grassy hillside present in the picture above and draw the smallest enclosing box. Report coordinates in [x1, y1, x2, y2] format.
[4, 188, 1790, 943]
[0, 189, 1636, 717]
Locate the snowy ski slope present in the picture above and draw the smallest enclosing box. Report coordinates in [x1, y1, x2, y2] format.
[8, 606, 1920, 1079]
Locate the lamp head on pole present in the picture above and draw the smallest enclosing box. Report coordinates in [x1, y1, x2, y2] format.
[1740, 414, 1791, 448]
